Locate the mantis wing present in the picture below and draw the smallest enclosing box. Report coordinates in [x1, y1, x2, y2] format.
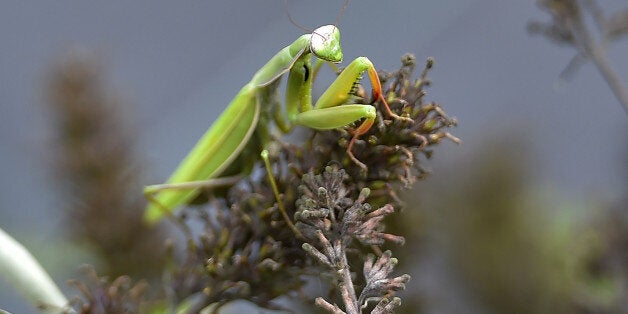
[144, 84, 261, 223]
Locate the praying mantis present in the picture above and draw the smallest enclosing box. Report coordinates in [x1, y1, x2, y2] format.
[143, 19, 411, 224]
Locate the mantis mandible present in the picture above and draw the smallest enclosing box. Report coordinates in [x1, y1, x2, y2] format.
[143, 22, 411, 224]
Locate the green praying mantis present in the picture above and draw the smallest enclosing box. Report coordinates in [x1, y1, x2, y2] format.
[143, 19, 412, 224]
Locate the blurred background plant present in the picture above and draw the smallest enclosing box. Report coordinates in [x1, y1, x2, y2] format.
[46, 51, 166, 281]
[528, 0, 628, 113]
[0, 1, 627, 313]
[393, 136, 628, 313]
[389, 1, 628, 312]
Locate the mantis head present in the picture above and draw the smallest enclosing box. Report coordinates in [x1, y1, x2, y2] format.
[310, 25, 343, 63]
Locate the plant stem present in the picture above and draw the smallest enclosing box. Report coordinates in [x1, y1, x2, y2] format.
[570, 2, 628, 113]
[339, 243, 359, 314]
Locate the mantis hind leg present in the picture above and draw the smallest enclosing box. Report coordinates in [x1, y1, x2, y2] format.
[143, 175, 243, 223]
[260, 150, 304, 239]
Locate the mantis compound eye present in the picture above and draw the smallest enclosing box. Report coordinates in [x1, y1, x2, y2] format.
[311, 25, 343, 63]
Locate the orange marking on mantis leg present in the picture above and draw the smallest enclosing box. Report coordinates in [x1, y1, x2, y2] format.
[347, 117, 374, 171]
[367, 67, 413, 122]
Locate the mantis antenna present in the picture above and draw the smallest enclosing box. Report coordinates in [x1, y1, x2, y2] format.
[284, 0, 313, 33]
[334, 0, 350, 29]
[284, 0, 351, 40]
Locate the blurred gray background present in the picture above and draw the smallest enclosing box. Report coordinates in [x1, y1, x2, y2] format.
[1, 0, 626, 313]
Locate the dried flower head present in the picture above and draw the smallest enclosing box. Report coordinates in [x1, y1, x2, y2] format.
[156, 54, 457, 313]
[67, 266, 149, 314]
